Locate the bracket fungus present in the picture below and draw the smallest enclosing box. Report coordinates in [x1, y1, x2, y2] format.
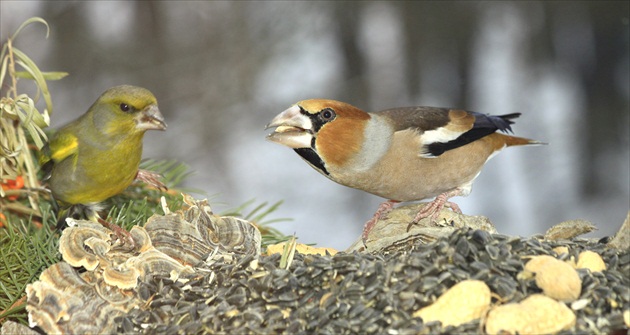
[26, 196, 262, 334]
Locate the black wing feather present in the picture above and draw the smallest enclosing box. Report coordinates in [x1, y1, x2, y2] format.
[426, 112, 521, 156]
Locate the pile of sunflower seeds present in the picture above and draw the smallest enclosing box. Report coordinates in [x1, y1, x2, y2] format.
[117, 229, 629, 334]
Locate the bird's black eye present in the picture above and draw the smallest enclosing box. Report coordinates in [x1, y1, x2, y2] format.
[119, 103, 131, 112]
[320, 108, 336, 122]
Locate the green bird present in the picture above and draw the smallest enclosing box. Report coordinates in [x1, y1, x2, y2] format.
[40, 85, 167, 237]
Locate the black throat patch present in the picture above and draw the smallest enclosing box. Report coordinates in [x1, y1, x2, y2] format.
[294, 148, 329, 175]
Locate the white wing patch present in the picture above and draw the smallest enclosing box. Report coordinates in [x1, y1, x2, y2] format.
[418, 126, 464, 158]
[420, 126, 463, 144]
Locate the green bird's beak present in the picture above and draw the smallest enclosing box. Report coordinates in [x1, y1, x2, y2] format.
[136, 105, 167, 131]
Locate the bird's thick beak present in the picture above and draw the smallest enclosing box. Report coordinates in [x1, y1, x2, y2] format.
[265, 105, 313, 148]
[136, 105, 167, 131]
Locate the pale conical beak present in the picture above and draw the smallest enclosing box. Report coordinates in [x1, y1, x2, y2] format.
[136, 105, 167, 131]
[265, 105, 313, 149]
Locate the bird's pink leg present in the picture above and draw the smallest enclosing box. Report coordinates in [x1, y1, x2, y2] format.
[407, 188, 463, 231]
[135, 169, 168, 191]
[362, 200, 399, 246]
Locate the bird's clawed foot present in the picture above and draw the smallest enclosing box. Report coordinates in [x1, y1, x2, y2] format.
[406, 188, 463, 231]
[136, 169, 168, 191]
[97, 217, 136, 249]
[362, 200, 399, 247]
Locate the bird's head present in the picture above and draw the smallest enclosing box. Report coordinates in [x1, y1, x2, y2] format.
[266, 99, 371, 175]
[92, 85, 167, 136]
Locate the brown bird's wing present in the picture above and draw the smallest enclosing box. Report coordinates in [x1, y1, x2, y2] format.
[375, 107, 521, 157]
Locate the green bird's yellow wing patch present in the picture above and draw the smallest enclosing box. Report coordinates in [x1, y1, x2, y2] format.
[49, 132, 79, 162]
[40, 131, 79, 180]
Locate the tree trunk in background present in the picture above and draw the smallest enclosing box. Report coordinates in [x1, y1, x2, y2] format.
[581, 2, 629, 197]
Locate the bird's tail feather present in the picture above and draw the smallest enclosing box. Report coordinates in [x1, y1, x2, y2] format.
[503, 134, 547, 147]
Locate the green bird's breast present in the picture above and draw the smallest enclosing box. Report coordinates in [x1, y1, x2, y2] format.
[49, 133, 144, 205]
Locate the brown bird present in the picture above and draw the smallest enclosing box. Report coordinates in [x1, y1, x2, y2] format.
[266, 99, 543, 245]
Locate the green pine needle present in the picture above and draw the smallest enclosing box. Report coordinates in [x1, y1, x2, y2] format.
[140, 158, 199, 192]
[0, 202, 60, 323]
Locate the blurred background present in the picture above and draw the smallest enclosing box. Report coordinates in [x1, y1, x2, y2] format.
[1, 1, 628, 250]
